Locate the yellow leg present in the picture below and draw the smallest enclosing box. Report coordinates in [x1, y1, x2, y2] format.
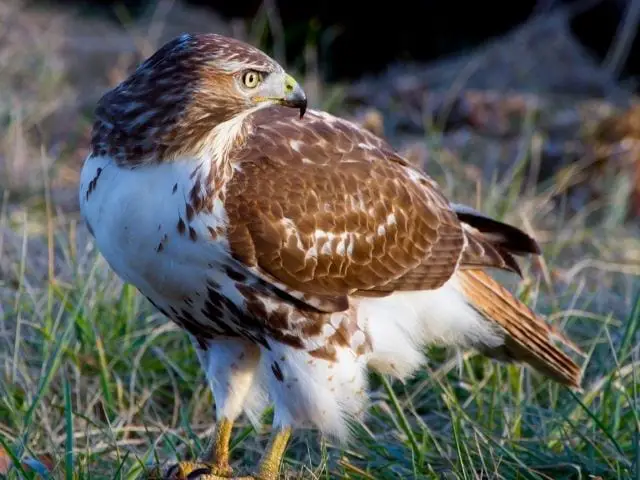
[155, 418, 236, 479]
[254, 427, 292, 480]
[204, 417, 234, 475]
[148, 422, 292, 480]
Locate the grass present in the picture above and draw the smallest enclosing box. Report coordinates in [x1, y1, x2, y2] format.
[1, 1, 640, 479]
[2, 202, 638, 480]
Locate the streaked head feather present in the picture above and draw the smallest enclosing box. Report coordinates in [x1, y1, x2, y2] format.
[90, 33, 283, 166]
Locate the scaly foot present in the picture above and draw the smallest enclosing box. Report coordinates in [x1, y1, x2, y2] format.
[148, 462, 261, 479]
[253, 427, 291, 480]
[157, 427, 292, 480]
[163, 461, 235, 479]
[143, 423, 290, 480]
[145, 418, 238, 480]
[144, 462, 227, 479]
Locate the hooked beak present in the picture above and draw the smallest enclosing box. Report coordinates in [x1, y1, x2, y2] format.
[280, 74, 307, 118]
[252, 73, 308, 119]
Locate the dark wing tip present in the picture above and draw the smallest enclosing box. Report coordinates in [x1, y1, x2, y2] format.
[499, 246, 525, 277]
[452, 203, 541, 256]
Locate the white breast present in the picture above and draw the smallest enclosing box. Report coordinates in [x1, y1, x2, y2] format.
[78, 155, 229, 304]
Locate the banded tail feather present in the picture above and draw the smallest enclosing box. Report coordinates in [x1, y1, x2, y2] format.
[456, 269, 583, 389]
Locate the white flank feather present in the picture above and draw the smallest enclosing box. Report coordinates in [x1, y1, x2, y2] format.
[192, 337, 268, 428]
[258, 341, 369, 442]
[359, 275, 505, 379]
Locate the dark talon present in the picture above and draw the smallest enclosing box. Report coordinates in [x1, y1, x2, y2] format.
[186, 467, 212, 479]
[165, 464, 180, 478]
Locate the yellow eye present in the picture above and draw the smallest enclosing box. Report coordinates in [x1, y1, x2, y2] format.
[242, 70, 262, 88]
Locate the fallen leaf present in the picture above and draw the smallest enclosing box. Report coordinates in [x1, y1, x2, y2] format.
[0, 446, 11, 475]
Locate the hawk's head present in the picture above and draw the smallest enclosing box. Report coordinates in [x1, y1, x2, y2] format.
[91, 33, 307, 166]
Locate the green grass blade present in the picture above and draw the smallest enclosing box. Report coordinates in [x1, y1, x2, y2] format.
[449, 406, 470, 480]
[0, 435, 34, 479]
[95, 334, 115, 418]
[569, 390, 626, 457]
[18, 261, 99, 458]
[379, 374, 423, 468]
[111, 449, 131, 480]
[618, 292, 640, 364]
[20, 318, 75, 451]
[612, 292, 640, 437]
[63, 376, 74, 480]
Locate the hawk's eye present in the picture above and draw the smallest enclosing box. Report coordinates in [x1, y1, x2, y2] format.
[242, 70, 262, 88]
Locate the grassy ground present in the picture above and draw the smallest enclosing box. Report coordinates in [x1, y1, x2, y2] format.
[1, 2, 639, 479]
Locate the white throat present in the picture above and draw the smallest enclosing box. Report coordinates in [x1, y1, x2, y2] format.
[198, 103, 265, 165]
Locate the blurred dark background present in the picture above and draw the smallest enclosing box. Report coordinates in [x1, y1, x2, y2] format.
[32, 0, 640, 86]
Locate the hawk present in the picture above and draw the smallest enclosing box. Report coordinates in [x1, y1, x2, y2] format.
[79, 33, 583, 480]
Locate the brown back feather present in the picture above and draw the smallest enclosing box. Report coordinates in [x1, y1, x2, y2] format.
[225, 108, 466, 311]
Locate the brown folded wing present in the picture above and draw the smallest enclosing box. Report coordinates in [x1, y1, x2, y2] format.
[224, 108, 465, 311]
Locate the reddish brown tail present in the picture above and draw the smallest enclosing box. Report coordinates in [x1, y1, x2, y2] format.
[456, 269, 583, 389]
